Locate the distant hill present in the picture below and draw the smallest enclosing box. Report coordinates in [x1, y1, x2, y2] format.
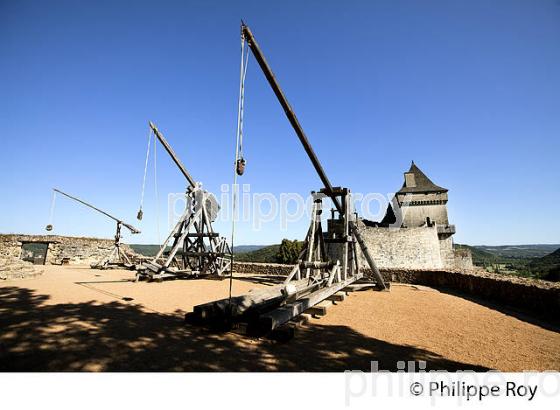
[533, 248, 560, 265]
[474, 244, 560, 259]
[528, 248, 560, 281]
[234, 244, 280, 263]
[455, 244, 560, 281]
[455, 244, 497, 265]
[233, 245, 268, 253]
[129, 244, 164, 257]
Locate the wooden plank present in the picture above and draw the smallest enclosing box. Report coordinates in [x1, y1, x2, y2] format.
[258, 275, 358, 331]
[306, 300, 331, 317]
[289, 314, 310, 327]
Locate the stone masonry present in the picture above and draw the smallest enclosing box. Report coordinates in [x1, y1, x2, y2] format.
[0, 234, 139, 266]
[352, 162, 473, 270]
[355, 223, 445, 269]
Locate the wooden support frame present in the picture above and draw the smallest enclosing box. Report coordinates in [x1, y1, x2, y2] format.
[190, 25, 389, 332]
[191, 187, 387, 332]
[137, 184, 231, 281]
[91, 221, 135, 270]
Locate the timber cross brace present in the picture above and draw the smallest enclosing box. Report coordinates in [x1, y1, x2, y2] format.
[136, 122, 231, 282]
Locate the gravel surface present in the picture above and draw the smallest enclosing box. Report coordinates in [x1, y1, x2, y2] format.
[0, 265, 558, 371]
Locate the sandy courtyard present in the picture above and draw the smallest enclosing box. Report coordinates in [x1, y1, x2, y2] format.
[0, 265, 558, 371]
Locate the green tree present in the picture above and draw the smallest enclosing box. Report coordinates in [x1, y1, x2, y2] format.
[275, 239, 304, 264]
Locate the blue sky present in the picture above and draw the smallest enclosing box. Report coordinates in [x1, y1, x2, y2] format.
[1, 0, 559, 246]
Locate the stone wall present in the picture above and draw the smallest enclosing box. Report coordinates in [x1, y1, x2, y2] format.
[0, 234, 139, 266]
[399, 199, 449, 227]
[0, 236, 22, 260]
[438, 235, 455, 268]
[233, 261, 293, 275]
[355, 224, 444, 269]
[0, 255, 43, 280]
[353, 222, 473, 271]
[437, 235, 473, 270]
[379, 268, 559, 320]
[451, 248, 474, 270]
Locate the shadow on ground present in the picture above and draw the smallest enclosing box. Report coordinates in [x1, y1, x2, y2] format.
[0, 286, 490, 372]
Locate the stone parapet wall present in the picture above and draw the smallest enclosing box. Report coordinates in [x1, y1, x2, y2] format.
[233, 261, 292, 275]
[437, 236, 473, 270]
[0, 236, 22, 260]
[438, 235, 455, 267]
[0, 234, 139, 266]
[451, 248, 474, 270]
[0, 235, 45, 280]
[378, 268, 559, 320]
[0, 255, 43, 280]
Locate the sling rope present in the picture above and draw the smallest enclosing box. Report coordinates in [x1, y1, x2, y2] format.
[46, 190, 57, 231]
[138, 125, 162, 248]
[138, 127, 153, 220]
[238, 43, 250, 161]
[228, 33, 250, 309]
[153, 129, 161, 246]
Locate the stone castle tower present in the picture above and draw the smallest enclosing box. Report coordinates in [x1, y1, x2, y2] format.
[357, 161, 472, 271]
[396, 161, 451, 229]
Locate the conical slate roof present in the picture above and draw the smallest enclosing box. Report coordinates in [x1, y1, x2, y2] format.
[397, 161, 448, 194]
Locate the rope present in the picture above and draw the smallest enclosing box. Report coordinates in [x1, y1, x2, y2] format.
[153, 131, 161, 245]
[138, 127, 153, 216]
[238, 46, 249, 158]
[47, 190, 57, 227]
[228, 34, 249, 310]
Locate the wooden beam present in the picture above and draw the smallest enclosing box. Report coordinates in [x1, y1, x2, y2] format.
[258, 275, 359, 331]
[306, 300, 331, 317]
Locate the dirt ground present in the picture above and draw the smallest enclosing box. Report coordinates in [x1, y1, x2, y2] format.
[0, 265, 558, 372]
